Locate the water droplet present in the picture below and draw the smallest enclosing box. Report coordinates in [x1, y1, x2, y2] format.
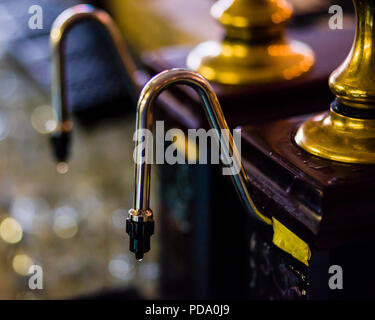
[56, 162, 69, 174]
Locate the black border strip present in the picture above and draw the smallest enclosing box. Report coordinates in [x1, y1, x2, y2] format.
[331, 99, 375, 119]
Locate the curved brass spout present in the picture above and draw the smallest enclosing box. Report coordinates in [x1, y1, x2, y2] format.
[50, 4, 138, 163]
[127, 69, 271, 260]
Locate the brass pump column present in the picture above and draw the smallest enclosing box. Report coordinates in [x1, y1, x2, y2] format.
[49, 4, 138, 164]
[295, 0, 375, 164]
[186, 0, 314, 85]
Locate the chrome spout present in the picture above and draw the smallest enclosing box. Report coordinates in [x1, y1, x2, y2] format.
[49, 4, 138, 163]
[127, 68, 272, 260]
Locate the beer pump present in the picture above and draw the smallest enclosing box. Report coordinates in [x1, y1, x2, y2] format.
[126, 69, 272, 260]
[49, 4, 138, 164]
[187, 0, 315, 85]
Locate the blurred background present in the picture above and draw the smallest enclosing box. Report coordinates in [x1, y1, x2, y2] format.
[0, 0, 353, 299]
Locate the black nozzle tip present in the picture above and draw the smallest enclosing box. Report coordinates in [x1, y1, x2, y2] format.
[135, 251, 144, 261]
[126, 218, 154, 260]
[49, 131, 71, 163]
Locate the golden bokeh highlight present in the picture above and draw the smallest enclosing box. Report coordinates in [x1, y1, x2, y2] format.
[187, 0, 314, 85]
[0, 217, 23, 244]
[12, 254, 34, 276]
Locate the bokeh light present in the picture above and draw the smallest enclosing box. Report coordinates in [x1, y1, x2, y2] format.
[0, 217, 23, 244]
[12, 254, 34, 276]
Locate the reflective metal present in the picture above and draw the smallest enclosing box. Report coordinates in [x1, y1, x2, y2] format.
[131, 68, 272, 225]
[50, 4, 138, 160]
[295, 0, 375, 164]
[186, 0, 314, 85]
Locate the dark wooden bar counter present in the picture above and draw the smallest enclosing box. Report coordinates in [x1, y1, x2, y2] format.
[240, 115, 375, 250]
